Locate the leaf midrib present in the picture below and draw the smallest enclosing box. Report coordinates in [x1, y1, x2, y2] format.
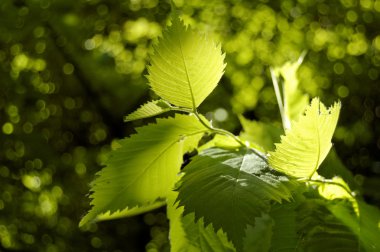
[310, 103, 321, 179]
[177, 26, 197, 110]
[97, 130, 208, 214]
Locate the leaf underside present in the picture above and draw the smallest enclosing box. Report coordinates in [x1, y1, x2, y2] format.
[177, 147, 294, 250]
[80, 114, 207, 226]
[268, 98, 341, 179]
[124, 100, 171, 122]
[147, 14, 225, 108]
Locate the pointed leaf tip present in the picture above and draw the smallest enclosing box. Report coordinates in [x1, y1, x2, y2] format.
[147, 13, 225, 109]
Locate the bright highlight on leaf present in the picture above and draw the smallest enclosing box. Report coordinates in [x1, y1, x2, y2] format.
[272, 52, 309, 128]
[79, 114, 207, 227]
[268, 98, 341, 179]
[147, 14, 226, 109]
[124, 100, 171, 122]
[176, 147, 294, 250]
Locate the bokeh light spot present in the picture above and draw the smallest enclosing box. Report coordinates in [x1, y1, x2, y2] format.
[22, 175, 42, 192]
[63, 63, 74, 75]
[214, 108, 228, 122]
[75, 163, 87, 176]
[2, 123, 14, 135]
[337, 85, 350, 98]
[23, 122, 34, 134]
[91, 237, 102, 248]
[333, 62, 345, 74]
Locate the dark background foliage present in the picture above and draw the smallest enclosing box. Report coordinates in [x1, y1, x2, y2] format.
[0, 0, 379, 251]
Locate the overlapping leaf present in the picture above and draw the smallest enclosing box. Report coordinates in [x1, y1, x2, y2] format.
[272, 54, 309, 127]
[147, 14, 225, 108]
[298, 199, 360, 252]
[167, 191, 235, 252]
[80, 114, 207, 226]
[239, 116, 283, 152]
[124, 100, 171, 122]
[328, 200, 380, 251]
[176, 147, 294, 250]
[268, 98, 341, 178]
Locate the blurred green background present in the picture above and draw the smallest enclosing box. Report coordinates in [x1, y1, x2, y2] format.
[0, 0, 379, 251]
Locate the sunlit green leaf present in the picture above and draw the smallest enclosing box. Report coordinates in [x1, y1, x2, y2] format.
[239, 116, 283, 152]
[124, 100, 171, 122]
[147, 14, 225, 108]
[268, 98, 341, 178]
[95, 201, 165, 222]
[80, 114, 207, 226]
[272, 53, 309, 128]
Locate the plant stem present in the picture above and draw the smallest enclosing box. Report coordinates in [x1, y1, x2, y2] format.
[192, 109, 268, 161]
[270, 67, 288, 131]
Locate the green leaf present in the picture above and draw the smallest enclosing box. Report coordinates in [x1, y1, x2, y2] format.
[298, 199, 360, 252]
[167, 191, 235, 252]
[147, 14, 226, 109]
[239, 116, 283, 152]
[271, 202, 303, 252]
[318, 148, 358, 190]
[176, 147, 294, 250]
[167, 191, 199, 252]
[327, 200, 380, 251]
[124, 100, 171, 122]
[198, 134, 241, 152]
[80, 114, 207, 227]
[272, 52, 309, 129]
[94, 201, 165, 222]
[242, 203, 300, 252]
[243, 216, 273, 252]
[268, 98, 341, 179]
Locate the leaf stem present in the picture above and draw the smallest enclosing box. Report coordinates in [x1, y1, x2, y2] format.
[192, 109, 268, 161]
[193, 109, 245, 145]
[270, 67, 288, 131]
[300, 178, 356, 200]
[169, 105, 267, 161]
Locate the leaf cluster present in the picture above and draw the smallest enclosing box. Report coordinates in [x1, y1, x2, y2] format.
[81, 12, 380, 252]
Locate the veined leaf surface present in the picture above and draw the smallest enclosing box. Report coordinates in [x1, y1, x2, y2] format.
[268, 98, 341, 179]
[147, 14, 225, 108]
[167, 191, 235, 252]
[124, 100, 171, 122]
[177, 147, 294, 250]
[80, 114, 207, 226]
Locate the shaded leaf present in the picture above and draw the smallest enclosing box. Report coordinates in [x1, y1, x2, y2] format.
[167, 191, 235, 252]
[327, 200, 380, 251]
[298, 199, 360, 252]
[177, 147, 294, 250]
